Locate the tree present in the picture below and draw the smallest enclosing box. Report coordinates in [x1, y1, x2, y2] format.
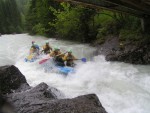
[0, 0, 22, 34]
[26, 0, 60, 36]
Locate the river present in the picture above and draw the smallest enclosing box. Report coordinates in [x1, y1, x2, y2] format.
[0, 34, 150, 113]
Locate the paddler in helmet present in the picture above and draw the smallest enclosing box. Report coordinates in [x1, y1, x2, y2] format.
[50, 47, 65, 66]
[41, 41, 52, 54]
[31, 41, 40, 54]
[28, 43, 38, 60]
[49, 47, 60, 57]
[30, 45, 36, 54]
[31, 41, 39, 49]
[63, 50, 77, 67]
[30, 43, 40, 57]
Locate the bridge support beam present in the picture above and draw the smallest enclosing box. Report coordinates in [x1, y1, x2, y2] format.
[141, 15, 150, 34]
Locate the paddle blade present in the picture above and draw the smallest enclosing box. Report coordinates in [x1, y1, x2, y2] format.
[39, 58, 49, 64]
[81, 58, 86, 62]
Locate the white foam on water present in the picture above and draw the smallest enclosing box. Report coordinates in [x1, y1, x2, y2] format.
[0, 34, 150, 113]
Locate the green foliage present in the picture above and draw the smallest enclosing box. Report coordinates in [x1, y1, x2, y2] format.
[0, 0, 22, 34]
[95, 11, 116, 43]
[26, 0, 60, 36]
[32, 23, 46, 35]
[117, 14, 142, 42]
[94, 11, 114, 27]
[25, 1, 143, 44]
[16, 0, 30, 31]
[27, 1, 96, 42]
[50, 3, 81, 40]
[119, 29, 142, 41]
[49, 2, 96, 42]
[95, 11, 142, 43]
[97, 27, 107, 38]
[16, 0, 29, 14]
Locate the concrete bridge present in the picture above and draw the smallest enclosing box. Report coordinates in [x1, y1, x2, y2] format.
[56, 0, 150, 33]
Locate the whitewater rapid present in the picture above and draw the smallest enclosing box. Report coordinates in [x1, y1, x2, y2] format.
[0, 34, 150, 113]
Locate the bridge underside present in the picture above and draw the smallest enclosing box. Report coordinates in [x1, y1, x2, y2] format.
[56, 0, 150, 33]
[56, 0, 150, 17]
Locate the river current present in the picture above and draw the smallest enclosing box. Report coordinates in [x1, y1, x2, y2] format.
[0, 34, 150, 113]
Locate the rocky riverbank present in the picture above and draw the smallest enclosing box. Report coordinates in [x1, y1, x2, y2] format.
[95, 37, 150, 65]
[0, 65, 107, 113]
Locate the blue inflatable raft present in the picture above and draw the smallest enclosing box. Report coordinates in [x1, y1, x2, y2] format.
[56, 66, 75, 75]
[42, 58, 75, 75]
[24, 58, 36, 62]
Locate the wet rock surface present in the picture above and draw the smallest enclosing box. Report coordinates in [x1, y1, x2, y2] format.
[0, 65, 30, 94]
[96, 37, 150, 64]
[0, 93, 6, 108]
[0, 93, 14, 113]
[106, 43, 150, 64]
[8, 89, 106, 113]
[0, 65, 107, 113]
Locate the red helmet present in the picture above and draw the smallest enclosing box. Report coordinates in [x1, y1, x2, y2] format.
[32, 41, 35, 44]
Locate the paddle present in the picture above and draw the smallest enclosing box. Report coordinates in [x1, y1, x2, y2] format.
[66, 58, 87, 62]
[76, 58, 87, 62]
[39, 52, 67, 64]
[39, 58, 50, 64]
[80, 58, 87, 62]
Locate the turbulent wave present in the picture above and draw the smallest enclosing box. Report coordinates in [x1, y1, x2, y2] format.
[0, 34, 150, 113]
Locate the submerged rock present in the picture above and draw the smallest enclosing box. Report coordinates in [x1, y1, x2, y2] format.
[0, 65, 30, 94]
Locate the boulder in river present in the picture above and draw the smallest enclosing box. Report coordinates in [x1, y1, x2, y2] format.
[0, 65, 30, 94]
[0, 65, 107, 113]
[0, 93, 14, 113]
[7, 83, 107, 113]
[96, 37, 150, 64]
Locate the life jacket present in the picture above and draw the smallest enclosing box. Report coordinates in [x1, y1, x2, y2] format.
[63, 54, 76, 62]
[43, 45, 51, 54]
[30, 47, 38, 56]
[49, 51, 61, 57]
[63, 55, 76, 67]
[50, 51, 65, 66]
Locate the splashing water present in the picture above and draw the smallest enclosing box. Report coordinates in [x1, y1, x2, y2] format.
[0, 34, 150, 113]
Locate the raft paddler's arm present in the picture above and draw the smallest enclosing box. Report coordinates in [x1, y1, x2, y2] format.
[72, 55, 77, 60]
[69, 55, 78, 60]
[40, 49, 45, 54]
[41, 46, 45, 52]
[49, 50, 52, 53]
[63, 56, 77, 61]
